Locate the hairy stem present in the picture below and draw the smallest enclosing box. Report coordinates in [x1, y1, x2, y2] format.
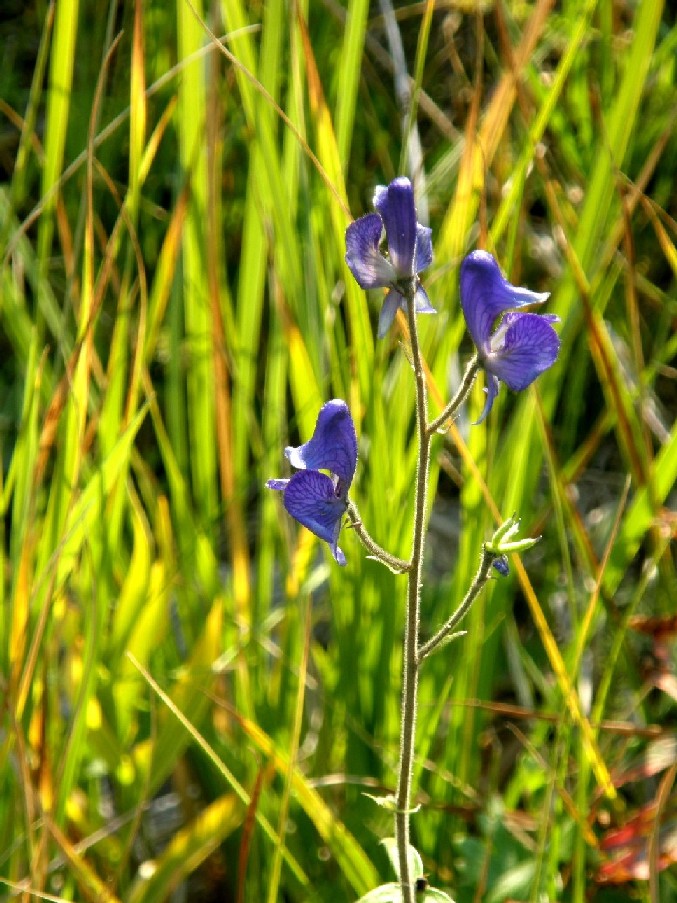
[418, 544, 496, 663]
[395, 285, 431, 903]
[427, 354, 479, 436]
[346, 499, 410, 573]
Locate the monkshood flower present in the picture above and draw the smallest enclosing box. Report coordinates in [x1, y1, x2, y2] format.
[492, 555, 510, 577]
[266, 399, 357, 566]
[345, 176, 435, 338]
[460, 250, 561, 423]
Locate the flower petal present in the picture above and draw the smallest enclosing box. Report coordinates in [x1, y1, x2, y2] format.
[485, 312, 561, 391]
[460, 250, 549, 351]
[414, 285, 436, 315]
[282, 470, 347, 565]
[475, 373, 500, 424]
[345, 214, 396, 289]
[285, 399, 358, 489]
[377, 289, 404, 338]
[415, 224, 433, 273]
[374, 177, 417, 277]
[266, 478, 289, 491]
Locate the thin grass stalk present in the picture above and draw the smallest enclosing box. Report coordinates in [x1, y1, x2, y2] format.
[177, 0, 217, 533]
[37, 0, 79, 270]
[8, 1, 54, 213]
[266, 595, 312, 902]
[334, 0, 369, 165]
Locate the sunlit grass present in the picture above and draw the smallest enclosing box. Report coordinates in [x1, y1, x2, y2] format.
[0, 0, 675, 900]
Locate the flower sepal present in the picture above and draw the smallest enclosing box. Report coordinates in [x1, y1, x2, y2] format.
[459, 250, 560, 422]
[266, 399, 357, 565]
[345, 176, 436, 338]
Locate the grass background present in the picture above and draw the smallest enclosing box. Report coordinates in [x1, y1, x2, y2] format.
[0, 0, 675, 900]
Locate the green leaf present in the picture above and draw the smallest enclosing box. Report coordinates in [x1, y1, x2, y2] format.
[381, 837, 424, 881]
[356, 883, 401, 903]
[419, 890, 455, 903]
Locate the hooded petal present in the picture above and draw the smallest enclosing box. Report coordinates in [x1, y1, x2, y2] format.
[415, 224, 433, 274]
[282, 470, 347, 565]
[345, 214, 396, 289]
[485, 311, 561, 391]
[377, 289, 404, 338]
[374, 177, 418, 277]
[285, 399, 358, 489]
[460, 250, 550, 351]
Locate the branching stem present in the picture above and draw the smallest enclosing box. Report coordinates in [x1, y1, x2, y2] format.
[346, 499, 410, 573]
[418, 544, 496, 663]
[427, 354, 479, 436]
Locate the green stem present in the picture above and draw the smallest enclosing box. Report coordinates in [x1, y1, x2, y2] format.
[427, 354, 479, 436]
[395, 284, 431, 903]
[346, 499, 410, 573]
[418, 544, 496, 663]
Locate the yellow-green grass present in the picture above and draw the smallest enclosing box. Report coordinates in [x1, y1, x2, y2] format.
[0, 0, 675, 900]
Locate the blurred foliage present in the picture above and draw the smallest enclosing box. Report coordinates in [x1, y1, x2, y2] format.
[0, 0, 675, 901]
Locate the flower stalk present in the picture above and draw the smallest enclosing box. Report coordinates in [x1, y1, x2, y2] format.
[419, 516, 540, 662]
[346, 499, 410, 574]
[394, 278, 431, 903]
[427, 354, 480, 436]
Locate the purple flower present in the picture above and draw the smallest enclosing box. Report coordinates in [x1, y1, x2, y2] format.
[345, 176, 435, 338]
[492, 555, 510, 577]
[266, 399, 358, 566]
[460, 250, 561, 423]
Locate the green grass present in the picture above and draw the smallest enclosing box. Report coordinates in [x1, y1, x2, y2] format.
[0, 0, 675, 900]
